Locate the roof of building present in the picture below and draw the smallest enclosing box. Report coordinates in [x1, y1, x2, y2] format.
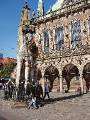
[0, 58, 16, 65]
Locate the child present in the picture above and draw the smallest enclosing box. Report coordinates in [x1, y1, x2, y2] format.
[28, 97, 38, 109]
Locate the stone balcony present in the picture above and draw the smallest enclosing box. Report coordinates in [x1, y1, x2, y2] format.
[38, 44, 90, 61]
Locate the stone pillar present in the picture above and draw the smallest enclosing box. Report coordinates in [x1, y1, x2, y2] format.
[16, 57, 22, 88]
[59, 62, 63, 94]
[16, 56, 23, 99]
[59, 75, 63, 94]
[31, 67, 34, 81]
[80, 73, 84, 94]
[41, 72, 45, 94]
[79, 65, 84, 94]
[24, 57, 29, 94]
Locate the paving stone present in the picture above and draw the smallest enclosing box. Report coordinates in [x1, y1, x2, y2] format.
[0, 92, 90, 120]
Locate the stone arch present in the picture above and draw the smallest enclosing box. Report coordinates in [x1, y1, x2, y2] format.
[44, 64, 59, 90]
[62, 63, 79, 92]
[83, 62, 90, 91]
[29, 66, 42, 83]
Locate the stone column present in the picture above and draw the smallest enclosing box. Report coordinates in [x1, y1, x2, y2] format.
[59, 62, 63, 94]
[16, 57, 22, 88]
[24, 57, 29, 94]
[59, 75, 63, 94]
[41, 72, 45, 94]
[16, 56, 23, 99]
[80, 74, 84, 94]
[31, 67, 34, 81]
[79, 65, 84, 94]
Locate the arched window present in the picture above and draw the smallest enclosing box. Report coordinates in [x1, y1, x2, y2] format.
[43, 31, 49, 53]
[71, 21, 82, 48]
[55, 26, 64, 50]
[88, 17, 90, 36]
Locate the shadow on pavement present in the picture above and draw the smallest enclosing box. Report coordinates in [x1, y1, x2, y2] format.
[0, 116, 7, 120]
[41, 94, 83, 107]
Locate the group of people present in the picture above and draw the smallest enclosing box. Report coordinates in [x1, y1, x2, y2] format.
[27, 81, 50, 109]
[1, 79, 50, 109]
[3, 81, 15, 100]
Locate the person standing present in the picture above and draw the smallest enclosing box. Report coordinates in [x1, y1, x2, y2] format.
[4, 83, 9, 100]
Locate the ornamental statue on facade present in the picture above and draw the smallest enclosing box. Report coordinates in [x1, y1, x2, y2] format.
[16, 1, 38, 97]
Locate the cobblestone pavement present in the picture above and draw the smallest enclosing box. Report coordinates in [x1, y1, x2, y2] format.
[0, 92, 90, 120]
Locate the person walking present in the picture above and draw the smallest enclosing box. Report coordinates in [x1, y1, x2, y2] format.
[35, 82, 43, 107]
[43, 82, 50, 100]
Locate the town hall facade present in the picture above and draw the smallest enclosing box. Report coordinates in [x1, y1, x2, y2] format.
[16, 0, 90, 93]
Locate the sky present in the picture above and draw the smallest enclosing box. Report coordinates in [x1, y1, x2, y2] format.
[0, 0, 56, 58]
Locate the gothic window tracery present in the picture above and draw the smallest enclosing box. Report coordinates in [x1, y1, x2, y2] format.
[71, 21, 82, 48]
[43, 31, 49, 53]
[88, 17, 90, 36]
[55, 26, 64, 50]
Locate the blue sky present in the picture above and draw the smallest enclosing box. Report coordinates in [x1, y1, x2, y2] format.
[0, 0, 56, 58]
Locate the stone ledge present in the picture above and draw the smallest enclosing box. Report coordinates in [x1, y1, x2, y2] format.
[11, 102, 27, 108]
[0, 100, 27, 109]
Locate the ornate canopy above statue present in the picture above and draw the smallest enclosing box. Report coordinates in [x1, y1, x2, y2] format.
[51, 0, 64, 11]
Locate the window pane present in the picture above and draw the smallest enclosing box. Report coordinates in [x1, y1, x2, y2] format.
[88, 17, 90, 36]
[55, 26, 64, 50]
[43, 31, 49, 52]
[71, 21, 82, 48]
